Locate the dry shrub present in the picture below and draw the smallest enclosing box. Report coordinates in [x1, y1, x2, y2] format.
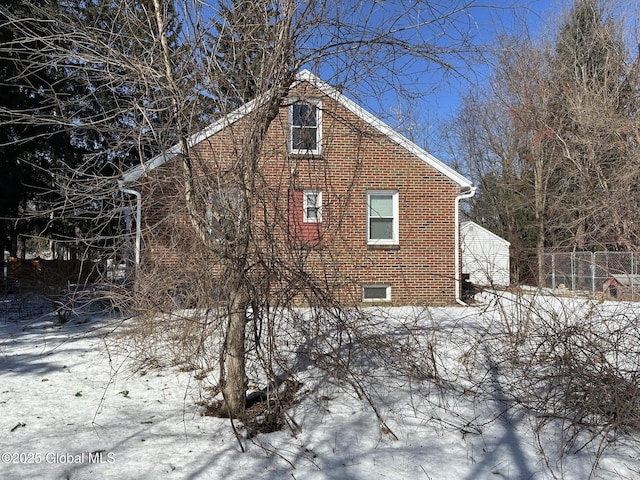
[472, 290, 640, 477]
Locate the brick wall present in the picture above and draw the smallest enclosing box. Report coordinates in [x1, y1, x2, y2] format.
[137, 81, 462, 306]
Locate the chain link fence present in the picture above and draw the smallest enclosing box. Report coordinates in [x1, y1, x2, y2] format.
[541, 252, 640, 298]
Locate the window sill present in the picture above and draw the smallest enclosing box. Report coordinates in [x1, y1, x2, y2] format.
[293, 241, 326, 250]
[367, 244, 400, 251]
[288, 152, 324, 160]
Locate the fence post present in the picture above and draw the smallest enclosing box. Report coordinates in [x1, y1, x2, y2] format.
[591, 251, 595, 297]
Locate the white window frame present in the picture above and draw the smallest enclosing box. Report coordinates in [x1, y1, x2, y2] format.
[303, 190, 322, 223]
[366, 190, 399, 245]
[289, 98, 322, 155]
[362, 285, 391, 302]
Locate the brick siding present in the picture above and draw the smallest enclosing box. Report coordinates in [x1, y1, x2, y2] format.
[137, 81, 462, 306]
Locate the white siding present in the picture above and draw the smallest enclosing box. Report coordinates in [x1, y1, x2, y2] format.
[461, 221, 510, 287]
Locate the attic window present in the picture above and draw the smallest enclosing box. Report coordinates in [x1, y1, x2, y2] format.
[289, 99, 321, 155]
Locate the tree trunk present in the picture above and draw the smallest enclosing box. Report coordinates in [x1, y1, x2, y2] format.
[536, 221, 545, 288]
[221, 282, 249, 418]
[534, 154, 546, 288]
[10, 226, 17, 258]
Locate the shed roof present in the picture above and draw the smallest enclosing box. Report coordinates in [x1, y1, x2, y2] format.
[610, 274, 640, 287]
[122, 70, 473, 189]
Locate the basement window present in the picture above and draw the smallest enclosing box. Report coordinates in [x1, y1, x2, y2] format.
[362, 285, 391, 302]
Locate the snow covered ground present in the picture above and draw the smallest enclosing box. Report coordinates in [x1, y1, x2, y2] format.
[0, 291, 639, 479]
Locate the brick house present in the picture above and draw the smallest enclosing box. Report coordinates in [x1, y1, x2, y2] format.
[122, 70, 475, 306]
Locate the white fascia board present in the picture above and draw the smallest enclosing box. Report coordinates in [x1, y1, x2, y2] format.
[294, 70, 474, 189]
[123, 69, 473, 190]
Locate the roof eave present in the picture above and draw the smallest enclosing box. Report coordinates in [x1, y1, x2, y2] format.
[293, 70, 474, 189]
[122, 69, 473, 190]
[121, 97, 260, 184]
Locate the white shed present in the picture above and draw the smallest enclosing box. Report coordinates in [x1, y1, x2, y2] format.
[461, 221, 510, 287]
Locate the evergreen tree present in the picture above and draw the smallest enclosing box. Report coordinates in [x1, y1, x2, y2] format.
[209, 0, 280, 108]
[61, 0, 187, 173]
[548, 0, 640, 250]
[0, 0, 188, 258]
[0, 0, 80, 257]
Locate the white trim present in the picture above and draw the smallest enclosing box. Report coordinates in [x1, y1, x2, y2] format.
[122, 99, 260, 183]
[122, 70, 473, 190]
[362, 284, 391, 302]
[366, 190, 399, 245]
[288, 98, 322, 155]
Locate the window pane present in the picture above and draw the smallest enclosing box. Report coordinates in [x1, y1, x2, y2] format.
[207, 188, 241, 238]
[305, 192, 318, 205]
[370, 218, 393, 239]
[305, 204, 319, 220]
[292, 104, 306, 126]
[363, 286, 388, 300]
[305, 208, 317, 220]
[293, 103, 316, 126]
[304, 192, 321, 222]
[369, 195, 393, 217]
[292, 127, 317, 151]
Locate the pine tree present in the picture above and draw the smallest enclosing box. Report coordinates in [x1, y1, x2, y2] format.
[0, 0, 188, 258]
[209, 0, 280, 108]
[548, 0, 639, 250]
[0, 0, 80, 257]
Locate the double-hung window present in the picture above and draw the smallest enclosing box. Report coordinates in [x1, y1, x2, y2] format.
[303, 190, 322, 223]
[289, 99, 321, 155]
[367, 190, 399, 245]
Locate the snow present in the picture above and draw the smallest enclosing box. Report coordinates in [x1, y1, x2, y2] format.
[1, 291, 639, 479]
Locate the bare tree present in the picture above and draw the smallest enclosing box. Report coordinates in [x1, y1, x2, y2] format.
[547, 0, 640, 251]
[1, 0, 482, 422]
[444, 33, 557, 285]
[466, 290, 640, 479]
[447, 0, 640, 285]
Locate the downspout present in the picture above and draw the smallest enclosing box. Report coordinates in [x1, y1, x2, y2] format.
[117, 180, 142, 276]
[455, 186, 476, 306]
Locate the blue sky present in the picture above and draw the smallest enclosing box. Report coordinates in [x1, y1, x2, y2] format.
[309, 0, 561, 158]
[425, 0, 558, 132]
[423, 0, 560, 126]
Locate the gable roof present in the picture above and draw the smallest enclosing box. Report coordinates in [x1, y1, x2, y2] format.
[461, 221, 511, 247]
[123, 70, 473, 189]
